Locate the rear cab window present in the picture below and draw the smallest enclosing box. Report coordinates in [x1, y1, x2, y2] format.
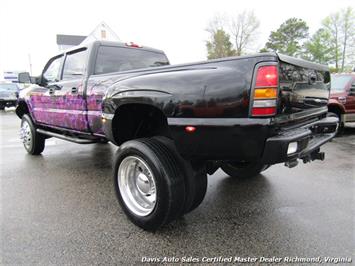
[94, 46, 169, 75]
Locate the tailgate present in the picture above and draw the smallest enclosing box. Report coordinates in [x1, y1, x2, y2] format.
[276, 54, 330, 124]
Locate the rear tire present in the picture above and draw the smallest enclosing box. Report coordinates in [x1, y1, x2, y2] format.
[221, 161, 269, 178]
[152, 136, 208, 214]
[187, 171, 207, 213]
[21, 114, 45, 155]
[113, 138, 186, 231]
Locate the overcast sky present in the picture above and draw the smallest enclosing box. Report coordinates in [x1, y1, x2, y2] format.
[0, 0, 354, 78]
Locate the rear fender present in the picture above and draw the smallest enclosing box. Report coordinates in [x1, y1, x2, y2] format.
[103, 89, 173, 116]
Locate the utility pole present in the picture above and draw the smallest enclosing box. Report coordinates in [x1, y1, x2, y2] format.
[28, 54, 32, 75]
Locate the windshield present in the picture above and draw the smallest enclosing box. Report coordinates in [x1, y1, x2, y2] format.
[0, 83, 18, 91]
[330, 75, 352, 92]
[94, 46, 169, 75]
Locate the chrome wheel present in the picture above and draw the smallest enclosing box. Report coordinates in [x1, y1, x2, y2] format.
[118, 156, 157, 216]
[20, 120, 32, 150]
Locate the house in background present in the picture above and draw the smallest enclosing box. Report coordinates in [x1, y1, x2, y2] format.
[57, 35, 86, 51]
[56, 22, 120, 51]
[1, 22, 121, 82]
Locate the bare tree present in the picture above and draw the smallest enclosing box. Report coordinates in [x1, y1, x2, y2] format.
[340, 7, 355, 71]
[229, 10, 260, 56]
[323, 7, 355, 72]
[206, 14, 228, 35]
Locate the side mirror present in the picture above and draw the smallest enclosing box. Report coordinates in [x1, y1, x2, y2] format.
[31, 76, 42, 85]
[18, 72, 32, 84]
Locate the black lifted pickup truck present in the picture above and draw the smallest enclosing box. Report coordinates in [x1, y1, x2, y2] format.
[17, 41, 338, 230]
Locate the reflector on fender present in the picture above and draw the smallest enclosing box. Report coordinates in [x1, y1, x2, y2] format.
[185, 126, 196, 133]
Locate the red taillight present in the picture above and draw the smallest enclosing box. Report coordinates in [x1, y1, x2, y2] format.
[255, 65, 278, 87]
[252, 107, 276, 116]
[251, 65, 278, 117]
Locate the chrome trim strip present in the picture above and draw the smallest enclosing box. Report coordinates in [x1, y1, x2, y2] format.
[102, 113, 114, 119]
[167, 118, 271, 126]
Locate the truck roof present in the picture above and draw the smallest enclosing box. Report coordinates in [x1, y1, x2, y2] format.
[60, 40, 165, 55]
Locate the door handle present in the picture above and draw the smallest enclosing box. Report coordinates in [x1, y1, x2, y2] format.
[71, 87, 78, 94]
[48, 85, 62, 95]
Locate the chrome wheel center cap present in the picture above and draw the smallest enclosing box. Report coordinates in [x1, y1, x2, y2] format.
[136, 173, 151, 195]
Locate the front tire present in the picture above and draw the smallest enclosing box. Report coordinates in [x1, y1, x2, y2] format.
[113, 138, 186, 231]
[20, 114, 45, 155]
[221, 162, 269, 178]
[327, 112, 343, 135]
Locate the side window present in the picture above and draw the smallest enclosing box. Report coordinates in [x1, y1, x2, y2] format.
[42, 56, 63, 83]
[62, 49, 87, 80]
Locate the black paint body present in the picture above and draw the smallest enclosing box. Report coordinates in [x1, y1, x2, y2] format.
[18, 40, 336, 164]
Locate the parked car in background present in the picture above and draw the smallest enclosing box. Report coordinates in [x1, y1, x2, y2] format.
[0, 82, 20, 110]
[328, 73, 355, 130]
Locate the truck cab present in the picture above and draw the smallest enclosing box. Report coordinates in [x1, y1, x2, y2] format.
[17, 41, 169, 137]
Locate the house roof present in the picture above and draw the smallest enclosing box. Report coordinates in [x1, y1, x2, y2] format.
[56, 35, 87, 46]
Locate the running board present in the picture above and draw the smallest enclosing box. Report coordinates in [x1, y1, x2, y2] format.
[36, 129, 98, 144]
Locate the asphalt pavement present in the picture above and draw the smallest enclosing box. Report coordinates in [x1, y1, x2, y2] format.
[0, 109, 354, 265]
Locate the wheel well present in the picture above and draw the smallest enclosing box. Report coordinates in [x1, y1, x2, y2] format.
[112, 104, 171, 145]
[16, 101, 29, 118]
[328, 104, 344, 123]
[328, 104, 344, 116]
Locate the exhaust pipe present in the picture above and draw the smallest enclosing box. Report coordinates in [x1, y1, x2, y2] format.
[302, 150, 325, 164]
[285, 150, 325, 168]
[285, 159, 298, 168]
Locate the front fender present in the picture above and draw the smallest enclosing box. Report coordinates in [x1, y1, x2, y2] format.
[328, 100, 345, 113]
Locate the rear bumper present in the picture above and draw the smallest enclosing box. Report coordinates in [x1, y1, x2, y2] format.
[168, 115, 338, 163]
[262, 116, 338, 164]
[168, 118, 271, 160]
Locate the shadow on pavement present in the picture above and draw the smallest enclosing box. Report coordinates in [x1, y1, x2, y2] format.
[342, 126, 355, 136]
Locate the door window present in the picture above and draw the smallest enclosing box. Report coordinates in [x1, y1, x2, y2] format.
[42, 55, 63, 83]
[62, 49, 87, 80]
